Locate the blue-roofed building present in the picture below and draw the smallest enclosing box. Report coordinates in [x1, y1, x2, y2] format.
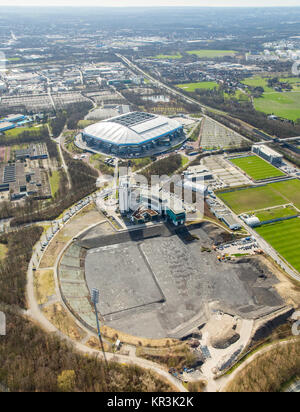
[0, 122, 16, 133]
[4, 114, 26, 123]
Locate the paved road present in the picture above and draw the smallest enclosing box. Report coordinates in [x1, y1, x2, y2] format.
[47, 124, 71, 189]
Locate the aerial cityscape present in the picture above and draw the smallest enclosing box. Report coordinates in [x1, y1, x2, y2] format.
[0, 2, 299, 396]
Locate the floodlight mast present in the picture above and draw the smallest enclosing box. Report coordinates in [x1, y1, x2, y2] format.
[91, 289, 101, 340]
[91, 288, 108, 367]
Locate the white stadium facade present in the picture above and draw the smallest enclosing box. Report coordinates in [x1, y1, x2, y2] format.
[78, 111, 185, 158]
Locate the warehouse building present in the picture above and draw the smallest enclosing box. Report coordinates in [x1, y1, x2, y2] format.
[15, 143, 48, 160]
[252, 144, 283, 166]
[0, 162, 51, 200]
[0, 121, 15, 133]
[81, 111, 184, 158]
[4, 114, 26, 123]
[221, 214, 241, 231]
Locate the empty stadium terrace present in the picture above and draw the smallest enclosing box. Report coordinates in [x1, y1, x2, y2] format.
[57, 222, 284, 340]
[75, 111, 186, 158]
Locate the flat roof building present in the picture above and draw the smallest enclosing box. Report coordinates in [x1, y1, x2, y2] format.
[4, 114, 26, 123]
[221, 214, 241, 231]
[252, 144, 283, 166]
[0, 122, 16, 133]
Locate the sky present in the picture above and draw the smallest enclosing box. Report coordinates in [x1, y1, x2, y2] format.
[0, 0, 300, 7]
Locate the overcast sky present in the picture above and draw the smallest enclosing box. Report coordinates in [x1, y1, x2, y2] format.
[0, 0, 300, 7]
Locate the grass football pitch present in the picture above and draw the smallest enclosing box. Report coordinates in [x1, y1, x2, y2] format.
[230, 155, 285, 181]
[217, 179, 300, 214]
[256, 218, 300, 273]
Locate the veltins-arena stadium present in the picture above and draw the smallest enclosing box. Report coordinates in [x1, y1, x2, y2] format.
[78, 111, 185, 158]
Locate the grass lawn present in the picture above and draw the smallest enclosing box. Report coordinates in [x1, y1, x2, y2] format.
[176, 81, 218, 91]
[242, 76, 300, 121]
[77, 120, 97, 128]
[154, 53, 182, 59]
[49, 170, 60, 196]
[181, 155, 189, 166]
[253, 91, 300, 122]
[242, 76, 273, 92]
[4, 125, 43, 138]
[230, 155, 285, 181]
[256, 218, 300, 273]
[187, 50, 237, 58]
[217, 179, 300, 214]
[255, 205, 299, 222]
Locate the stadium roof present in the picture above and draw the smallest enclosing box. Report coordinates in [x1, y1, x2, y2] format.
[82, 112, 182, 146]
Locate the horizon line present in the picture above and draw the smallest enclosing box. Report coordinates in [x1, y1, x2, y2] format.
[1, 5, 300, 8]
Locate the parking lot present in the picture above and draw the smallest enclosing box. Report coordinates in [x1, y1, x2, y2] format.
[216, 237, 259, 256]
[200, 117, 248, 149]
[203, 155, 252, 188]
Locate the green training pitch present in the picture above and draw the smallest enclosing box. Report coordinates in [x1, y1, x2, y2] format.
[230, 155, 285, 181]
[217, 179, 300, 215]
[176, 82, 218, 91]
[187, 50, 237, 58]
[154, 53, 182, 59]
[255, 205, 298, 222]
[256, 218, 300, 273]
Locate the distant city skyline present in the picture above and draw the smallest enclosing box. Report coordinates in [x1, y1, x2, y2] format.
[0, 0, 300, 8]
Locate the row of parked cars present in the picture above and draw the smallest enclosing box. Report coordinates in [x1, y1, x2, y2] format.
[62, 197, 92, 223]
[41, 196, 93, 251]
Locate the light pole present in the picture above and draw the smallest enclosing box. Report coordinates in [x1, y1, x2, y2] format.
[91, 288, 108, 368]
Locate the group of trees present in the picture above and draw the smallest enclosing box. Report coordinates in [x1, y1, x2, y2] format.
[50, 101, 94, 137]
[50, 112, 67, 138]
[0, 226, 43, 308]
[0, 308, 171, 392]
[140, 154, 183, 182]
[66, 101, 93, 130]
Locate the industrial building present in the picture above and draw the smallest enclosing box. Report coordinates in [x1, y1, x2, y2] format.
[0, 161, 51, 200]
[220, 214, 241, 231]
[252, 144, 283, 166]
[182, 165, 213, 182]
[118, 177, 186, 226]
[240, 215, 261, 227]
[0, 121, 16, 133]
[15, 143, 48, 160]
[4, 114, 26, 123]
[81, 111, 184, 158]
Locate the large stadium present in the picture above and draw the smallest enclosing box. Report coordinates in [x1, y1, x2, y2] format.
[76, 111, 185, 158]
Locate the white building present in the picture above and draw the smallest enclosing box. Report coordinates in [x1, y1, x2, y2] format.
[252, 144, 283, 166]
